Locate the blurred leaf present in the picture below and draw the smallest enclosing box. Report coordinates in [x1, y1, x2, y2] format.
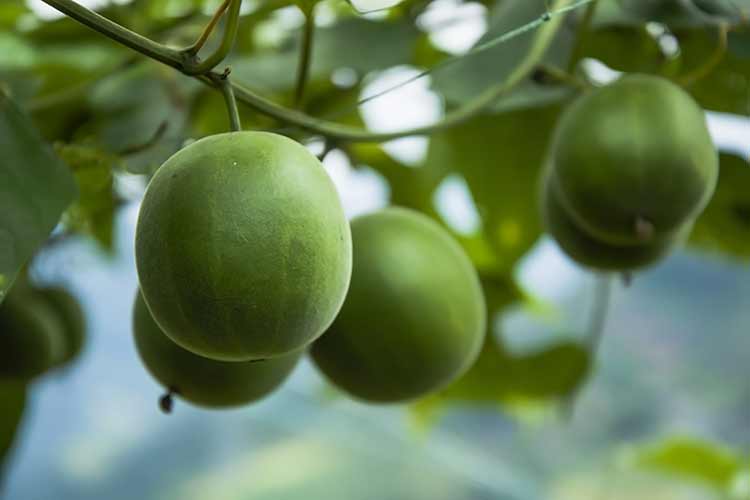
[630, 436, 742, 491]
[690, 154, 750, 260]
[594, 0, 736, 28]
[426, 104, 565, 275]
[412, 276, 591, 423]
[231, 16, 420, 95]
[575, 24, 669, 74]
[0, 91, 77, 303]
[55, 143, 120, 250]
[348, 143, 445, 215]
[431, 0, 576, 111]
[0, 379, 26, 486]
[82, 63, 195, 174]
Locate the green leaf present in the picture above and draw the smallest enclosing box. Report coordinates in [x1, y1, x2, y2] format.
[629, 436, 743, 491]
[0, 380, 26, 487]
[231, 17, 420, 95]
[431, 0, 576, 111]
[425, 104, 564, 275]
[411, 276, 591, 422]
[689, 154, 750, 260]
[0, 90, 77, 303]
[55, 143, 119, 251]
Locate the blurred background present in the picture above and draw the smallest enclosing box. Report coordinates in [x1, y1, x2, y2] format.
[2, 0, 750, 498]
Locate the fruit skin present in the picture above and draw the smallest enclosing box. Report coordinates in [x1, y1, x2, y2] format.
[132, 291, 301, 408]
[550, 74, 718, 246]
[37, 287, 86, 367]
[310, 207, 486, 403]
[541, 172, 691, 271]
[0, 287, 64, 380]
[135, 131, 352, 361]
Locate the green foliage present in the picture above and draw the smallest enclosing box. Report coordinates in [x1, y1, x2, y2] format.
[412, 276, 591, 420]
[0, 91, 77, 302]
[691, 155, 750, 259]
[630, 436, 744, 492]
[136, 132, 352, 361]
[0, 0, 748, 424]
[55, 143, 118, 251]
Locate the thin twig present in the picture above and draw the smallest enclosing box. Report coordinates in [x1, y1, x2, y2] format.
[353, 0, 596, 110]
[183, 0, 242, 75]
[186, 0, 232, 55]
[293, 5, 316, 109]
[566, 0, 599, 72]
[559, 273, 613, 420]
[40, 0, 591, 143]
[679, 22, 730, 87]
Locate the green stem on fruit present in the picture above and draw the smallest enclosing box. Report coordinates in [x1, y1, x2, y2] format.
[532, 64, 590, 90]
[634, 216, 655, 242]
[293, 4, 317, 109]
[182, 0, 242, 75]
[678, 22, 729, 87]
[214, 69, 243, 132]
[566, 0, 599, 73]
[40, 0, 587, 143]
[185, 0, 232, 56]
[159, 388, 176, 414]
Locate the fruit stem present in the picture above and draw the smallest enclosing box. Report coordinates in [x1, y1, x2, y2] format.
[634, 216, 654, 242]
[293, 4, 317, 110]
[159, 388, 176, 414]
[213, 68, 243, 132]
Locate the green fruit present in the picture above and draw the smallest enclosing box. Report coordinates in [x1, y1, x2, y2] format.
[311, 207, 486, 403]
[135, 131, 352, 361]
[38, 287, 86, 368]
[0, 379, 26, 484]
[0, 287, 64, 380]
[550, 74, 717, 246]
[133, 291, 301, 408]
[541, 172, 690, 271]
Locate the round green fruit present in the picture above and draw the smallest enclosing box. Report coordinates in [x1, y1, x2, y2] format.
[0, 288, 65, 380]
[550, 74, 717, 246]
[38, 287, 86, 368]
[133, 291, 301, 408]
[310, 207, 486, 403]
[135, 131, 352, 361]
[541, 172, 690, 271]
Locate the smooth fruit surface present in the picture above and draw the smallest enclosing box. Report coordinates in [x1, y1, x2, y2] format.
[541, 172, 690, 271]
[38, 287, 86, 367]
[0, 288, 64, 380]
[550, 74, 717, 246]
[133, 292, 301, 408]
[135, 131, 352, 361]
[311, 207, 486, 403]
